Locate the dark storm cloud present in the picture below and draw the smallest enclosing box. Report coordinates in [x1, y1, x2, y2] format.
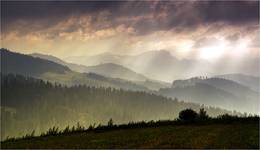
[1, 1, 259, 36]
[197, 1, 259, 25]
[1, 1, 124, 34]
[1, 1, 123, 21]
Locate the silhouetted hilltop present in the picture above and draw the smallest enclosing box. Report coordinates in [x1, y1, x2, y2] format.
[1, 48, 70, 76]
[1, 49, 150, 91]
[160, 77, 259, 114]
[215, 74, 260, 92]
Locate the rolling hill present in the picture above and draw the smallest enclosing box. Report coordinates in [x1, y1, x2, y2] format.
[2, 121, 259, 149]
[31, 52, 170, 90]
[81, 63, 148, 81]
[65, 50, 201, 81]
[1, 74, 234, 139]
[1, 49, 149, 91]
[31, 53, 88, 73]
[159, 77, 259, 114]
[65, 50, 259, 82]
[215, 74, 260, 92]
[1, 49, 70, 76]
[31, 53, 148, 81]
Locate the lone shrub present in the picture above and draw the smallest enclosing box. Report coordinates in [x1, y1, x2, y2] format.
[179, 108, 198, 122]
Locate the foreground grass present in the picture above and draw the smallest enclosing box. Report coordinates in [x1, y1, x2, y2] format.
[1, 122, 259, 149]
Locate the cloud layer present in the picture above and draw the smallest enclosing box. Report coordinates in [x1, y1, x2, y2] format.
[1, 1, 259, 59]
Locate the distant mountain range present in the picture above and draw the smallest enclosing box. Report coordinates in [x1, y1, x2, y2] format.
[31, 52, 170, 90]
[31, 53, 148, 81]
[1, 49, 168, 91]
[159, 77, 259, 114]
[1, 74, 233, 138]
[1, 49, 70, 76]
[65, 50, 259, 82]
[0, 49, 146, 91]
[215, 74, 260, 92]
[1, 48, 259, 114]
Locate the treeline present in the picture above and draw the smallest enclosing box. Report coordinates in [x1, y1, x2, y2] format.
[1, 74, 240, 139]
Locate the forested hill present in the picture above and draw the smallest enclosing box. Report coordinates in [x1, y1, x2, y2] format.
[215, 74, 260, 92]
[159, 77, 259, 114]
[1, 74, 235, 139]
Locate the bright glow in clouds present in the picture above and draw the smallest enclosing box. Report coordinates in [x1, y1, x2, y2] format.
[231, 38, 250, 57]
[176, 40, 194, 55]
[199, 38, 228, 61]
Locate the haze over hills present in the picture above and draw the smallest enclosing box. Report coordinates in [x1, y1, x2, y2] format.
[159, 77, 259, 114]
[65, 50, 259, 82]
[65, 52, 127, 66]
[1, 74, 235, 138]
[215, 74, 260, 92]
[31, 52, 170, 90]
[1, 49, 259, 141]
[65, 50, 203, 81]
[31, 53, 88, 73]
[82, 63, 147, 81]
[2, 48, 259, 114]
[1, 49, 151, 91]
[32, 53, 147, 81]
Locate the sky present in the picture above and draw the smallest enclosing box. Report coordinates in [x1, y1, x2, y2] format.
[1, 1, 259, 62]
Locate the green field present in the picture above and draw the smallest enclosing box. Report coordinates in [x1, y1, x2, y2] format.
[1, 122, 259, 149]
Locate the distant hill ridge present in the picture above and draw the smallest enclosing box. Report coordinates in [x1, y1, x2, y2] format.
[1, 48, 168, 91]
[215, 74, 260, 92]
[160, 76, 259, 114]
[31, 51, 170, 90]
[1, 73, 235, 139]
[65, 50, 259, 81]
[1, 48, 71, 76]
[32, 53, 148, 81]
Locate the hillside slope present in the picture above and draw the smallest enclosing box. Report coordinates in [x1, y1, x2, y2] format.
[2, 122, 259, 149]
[1, 49, 149, 91]
[81, 63, 147, 81]
[65, 50, 259, 81]
[1, 74, 233, 138]
[160, 77, 259, 114]
[31, 52, 169, 90]
[1, 49, 70, 76]
[32, 53, 147, 81]
[215, 74, 260, 92]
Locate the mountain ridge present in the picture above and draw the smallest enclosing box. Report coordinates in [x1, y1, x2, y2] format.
[31, 51, 170, 90]
[64, 50, 259, 82]
[160, 77, 259, 114]
[1, 48, 150, 91]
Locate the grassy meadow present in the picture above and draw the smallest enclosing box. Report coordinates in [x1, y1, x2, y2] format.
[1, 121, 259, 149]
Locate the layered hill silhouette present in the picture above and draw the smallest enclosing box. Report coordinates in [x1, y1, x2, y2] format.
[159, 77, 259, 114]
[1, 48, 259, 139]
[1, 49, 156, 91]
[2, 48, 259, 114]
[65, 50, 200, 81]
[65, 50, 259, 82]
[1, 74, 235, 139]
[31, 52, 170, 90]
[215, 74, 260, 92]
[1, 49, 70, 76]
